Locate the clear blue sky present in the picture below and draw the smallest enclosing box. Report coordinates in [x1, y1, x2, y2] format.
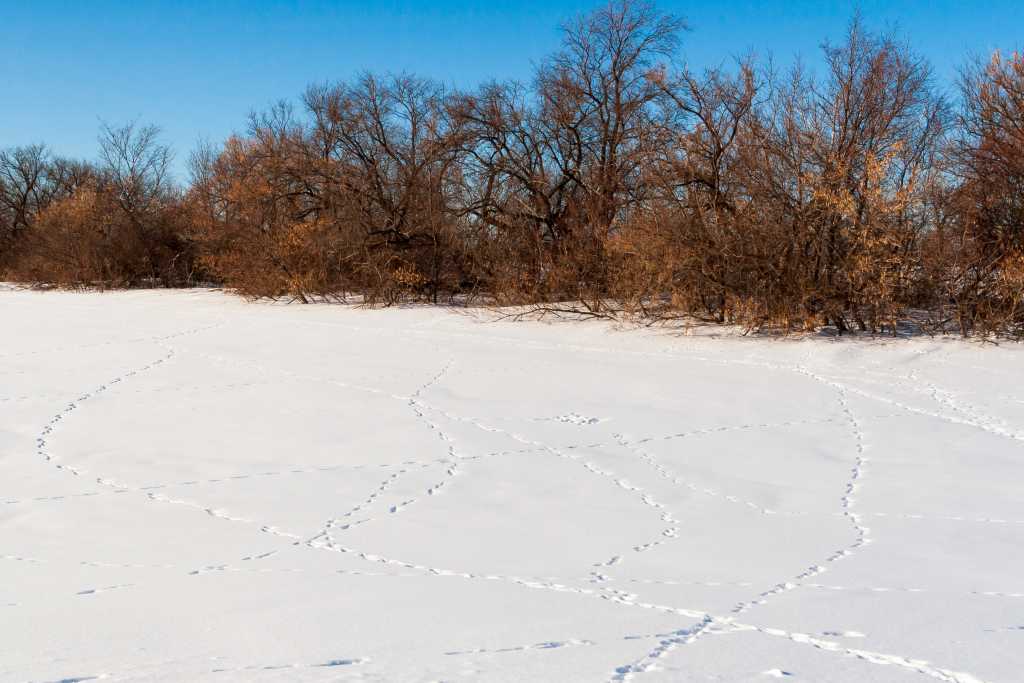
[2, 1, 1021, 180]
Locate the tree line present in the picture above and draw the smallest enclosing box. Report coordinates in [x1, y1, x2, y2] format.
[2, 2, 1022, 336]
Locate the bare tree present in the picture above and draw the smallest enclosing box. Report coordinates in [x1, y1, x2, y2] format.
[452, 0, 685, 308]
[0, 144, 51, 239]
[542, 0, 683, 232]
[98, 120, 174, 217]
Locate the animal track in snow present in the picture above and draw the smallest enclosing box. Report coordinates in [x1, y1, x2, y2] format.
[727, 367, 874, 618]
[316, 657, 371, 667]
[725, 623, 989, 683]
[610, 616, 715, 681]
[209, 656, 369, 674]
[613, 427, 809, 517]
[445, 638, 594, 656]
[536, 412, 607, 426]
[404, 405, 685, 572]
[34, 349, 175, 478]
[76, 584, 134, 596]
[304, 536, 710, 622]
[608, 363, 883, 678]
[240, 550, 277, 561]
[802, 582, 1024, 599]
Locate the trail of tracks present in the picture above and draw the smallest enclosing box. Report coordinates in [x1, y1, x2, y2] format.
[5, 302, 1016, 683]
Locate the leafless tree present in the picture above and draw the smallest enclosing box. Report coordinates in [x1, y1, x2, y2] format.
[4, 2, 1021, 336]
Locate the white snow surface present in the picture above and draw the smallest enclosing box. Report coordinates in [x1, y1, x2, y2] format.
[2, 289, 1023, 682]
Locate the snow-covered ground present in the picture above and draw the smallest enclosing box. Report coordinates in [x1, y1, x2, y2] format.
[2, 289, 1022, 683]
